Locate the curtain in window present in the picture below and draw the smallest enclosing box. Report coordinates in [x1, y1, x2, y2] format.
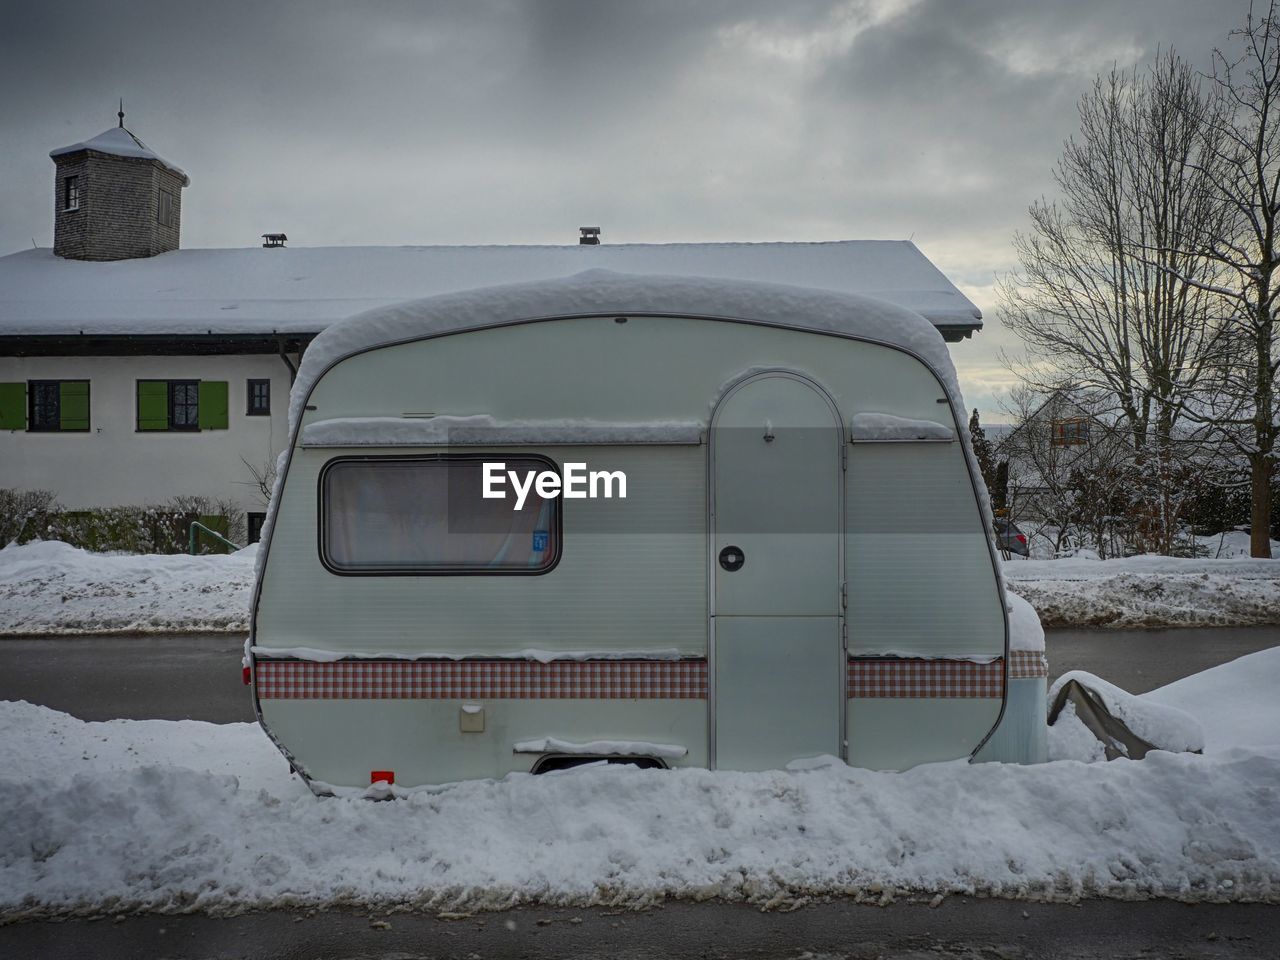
[323, 458, 557, 572]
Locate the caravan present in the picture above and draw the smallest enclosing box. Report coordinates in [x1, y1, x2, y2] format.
[248, 268, 1047, 793]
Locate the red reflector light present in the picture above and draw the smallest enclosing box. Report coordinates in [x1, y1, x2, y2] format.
[371, 770, 395, 785]
[242, 666, 252, 685]
[1016, 534, 1027, 545]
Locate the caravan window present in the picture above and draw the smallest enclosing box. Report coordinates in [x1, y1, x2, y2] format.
[319, 455, 561, 575]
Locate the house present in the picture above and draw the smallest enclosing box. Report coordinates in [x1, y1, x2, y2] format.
[994, 388, 1136, 541]
[0, 115, 983, 544]
[997, 390, 1096, 497]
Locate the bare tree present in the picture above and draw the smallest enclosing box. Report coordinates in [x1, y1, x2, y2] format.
[1000, 53, 1229, 452]
[238, 456, 278, 508]
[1185, 1, 1280, 557]
[998, 51, 1233, 553]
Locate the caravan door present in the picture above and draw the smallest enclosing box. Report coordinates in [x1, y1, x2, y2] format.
[710, 371, 844, 770]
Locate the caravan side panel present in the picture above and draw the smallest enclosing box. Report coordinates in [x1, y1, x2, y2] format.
[844, 442, 1004, 767]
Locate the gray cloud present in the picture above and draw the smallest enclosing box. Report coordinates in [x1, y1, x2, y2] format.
[0, 0, 1249, 418]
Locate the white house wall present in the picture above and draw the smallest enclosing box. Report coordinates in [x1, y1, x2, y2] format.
[0, 354, 291, 516]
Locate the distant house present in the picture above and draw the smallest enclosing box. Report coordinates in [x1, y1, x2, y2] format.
[0, 116, 983, 543]
[995, 389, 1130, 524]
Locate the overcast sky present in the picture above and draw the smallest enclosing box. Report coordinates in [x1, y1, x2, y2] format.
[0, 0, 1245, 420]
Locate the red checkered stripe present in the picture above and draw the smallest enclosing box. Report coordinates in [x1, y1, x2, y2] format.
[254, 658, 709, 700]
[1008, 650, 1048, 679]
[847, 657, 1004, 698]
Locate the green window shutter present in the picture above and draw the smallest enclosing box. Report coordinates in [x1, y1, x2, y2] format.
[137, 381, 169, 431]
[59, 380, 89, 431]
[198, 380, 229, 430]
[0, 383, 24, 430]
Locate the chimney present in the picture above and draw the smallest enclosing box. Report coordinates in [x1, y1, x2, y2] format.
[578, 226, 601, 245]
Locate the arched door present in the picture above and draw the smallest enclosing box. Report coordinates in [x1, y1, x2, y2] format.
[710, 372, 845, 770]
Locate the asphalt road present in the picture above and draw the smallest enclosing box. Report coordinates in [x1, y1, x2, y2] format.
[1044, 624, 1280, 693]
[0, 632, 253, 722]
[0, 626, 1277, 722]
[3, 899, 1278, 960]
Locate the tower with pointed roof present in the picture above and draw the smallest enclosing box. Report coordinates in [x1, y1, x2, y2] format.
[50, 105, 190, 261]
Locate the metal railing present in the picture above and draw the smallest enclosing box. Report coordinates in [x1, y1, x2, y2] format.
[188, 520, 241, 555]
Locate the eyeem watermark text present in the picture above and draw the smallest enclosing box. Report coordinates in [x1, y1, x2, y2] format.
[483, 462, 627, 510]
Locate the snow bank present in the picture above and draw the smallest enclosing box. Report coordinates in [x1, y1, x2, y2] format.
[1045, 702, 1110, 763]
[1004, 555, 1280, 628]
[0, 541, 255, 636]
[1, 688, 1276, 918]
[1145, 646, 1280, 753]
[4, 539, 1279, 637]
[2, 653, 1278, 915]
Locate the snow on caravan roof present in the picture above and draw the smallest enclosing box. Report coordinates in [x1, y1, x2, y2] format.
[0, 240, 980, 341]
[289, 270, 964, 432]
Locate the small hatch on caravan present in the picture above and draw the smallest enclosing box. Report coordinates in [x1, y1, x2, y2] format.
[248, 269, 1047, 794]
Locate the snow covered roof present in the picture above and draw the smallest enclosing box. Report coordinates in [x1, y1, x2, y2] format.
[49, 126, 189, 185]
[0, 240, 981, 343]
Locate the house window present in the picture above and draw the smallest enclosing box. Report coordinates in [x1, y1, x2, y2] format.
[247, 511, 267, 544]
[64, 176, 80, 211]
[28, 381, 59, 430]
[26, 380, 90, 432]
[136, 380, 228, 431]
[247, 379, 271, 416]
[319, 455, 561, 575]
[157, 189, 176, 227]
[1051, 417, 1090, 446]
[169, 381, 200, 430]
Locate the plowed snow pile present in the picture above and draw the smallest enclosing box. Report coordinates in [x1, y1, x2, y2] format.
[0, 541, 255, 635]
[1003, 555, 1280, 628]
[3, 542, 1280, 635]
[1, 648, 1277, 917]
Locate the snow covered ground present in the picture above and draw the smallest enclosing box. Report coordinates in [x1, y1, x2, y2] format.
[1, 647, 1276, 918]
[1, 539, 1278, 635]
[1002, 554, 1280, 628]
[0, 541, 256, 636]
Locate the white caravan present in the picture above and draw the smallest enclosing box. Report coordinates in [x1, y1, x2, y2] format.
[249, 271, 1047, 794]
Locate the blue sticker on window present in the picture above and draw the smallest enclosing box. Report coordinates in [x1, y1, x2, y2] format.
[532, 530, 549, 552]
